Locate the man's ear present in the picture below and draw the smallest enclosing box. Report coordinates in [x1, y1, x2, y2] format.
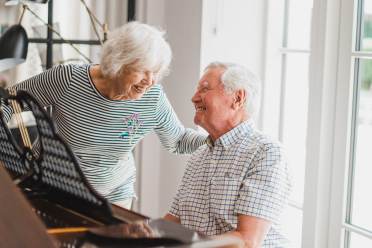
[232, 89, 246, 110]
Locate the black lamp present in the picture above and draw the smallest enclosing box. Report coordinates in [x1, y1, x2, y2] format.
[0, 1, 48, 72]
[0, 24, 28, 72]
[0, 0, 106, 71]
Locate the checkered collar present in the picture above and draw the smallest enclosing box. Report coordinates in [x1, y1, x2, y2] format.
[206, 120, 254, 149]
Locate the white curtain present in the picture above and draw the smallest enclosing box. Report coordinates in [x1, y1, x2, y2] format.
[87, 0, 129, 63]
[53, 0, 128, 64]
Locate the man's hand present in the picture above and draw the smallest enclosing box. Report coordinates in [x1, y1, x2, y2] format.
[164, 213, 181, 223]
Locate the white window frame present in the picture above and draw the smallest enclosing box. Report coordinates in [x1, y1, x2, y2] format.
[262, 1, 312, 246]
[302, 0, 358, 247]
[340, 0, 372, 245]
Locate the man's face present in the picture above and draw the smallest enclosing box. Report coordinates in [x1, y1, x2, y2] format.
[191, 68, 235, 136]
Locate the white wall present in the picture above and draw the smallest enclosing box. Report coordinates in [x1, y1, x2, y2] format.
[136, 0, 266, 218]
[136, 0, 203, 217]
[201, 0, 266, 78]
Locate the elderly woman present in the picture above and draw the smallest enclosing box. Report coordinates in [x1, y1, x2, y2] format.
[3, 22, 206, 209]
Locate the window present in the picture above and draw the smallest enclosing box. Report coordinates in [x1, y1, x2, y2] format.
[302, 0, 372, 246]
[344, 0, 372, 246]
[263, 0, 313, 246]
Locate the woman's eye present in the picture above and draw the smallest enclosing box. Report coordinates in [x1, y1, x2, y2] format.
[144, 71, 155, 76]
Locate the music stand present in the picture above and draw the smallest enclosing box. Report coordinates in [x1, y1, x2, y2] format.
[0, 89, 125, 224]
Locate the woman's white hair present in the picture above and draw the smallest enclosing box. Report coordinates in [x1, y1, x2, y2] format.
[205, 62, 261, 118]
[100, 21, 172, 81]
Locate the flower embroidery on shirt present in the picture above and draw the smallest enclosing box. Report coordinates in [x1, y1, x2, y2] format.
[119, 113, 143, 145]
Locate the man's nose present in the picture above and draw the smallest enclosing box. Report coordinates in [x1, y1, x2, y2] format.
[191, 91, 200, 103]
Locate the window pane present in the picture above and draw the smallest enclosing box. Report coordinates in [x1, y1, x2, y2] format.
[282, 53, 309, 205]
[350, 58, 372, 231]
[349, 231, 372, 247]
[263, 0, 285, 138]
[361, 0, 372, 51]
[282, 206, 303, 248]
[287, 0, 313, 49]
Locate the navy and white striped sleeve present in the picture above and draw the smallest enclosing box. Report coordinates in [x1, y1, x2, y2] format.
[2, 64, 73, 121]
[10, 64, 72, 106]
[154, 87, 207, 154]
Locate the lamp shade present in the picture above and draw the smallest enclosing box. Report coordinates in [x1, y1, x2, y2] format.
[0, 25, 28, 72]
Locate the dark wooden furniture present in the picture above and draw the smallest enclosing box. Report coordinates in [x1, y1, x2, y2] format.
[0, 165, 55, 248]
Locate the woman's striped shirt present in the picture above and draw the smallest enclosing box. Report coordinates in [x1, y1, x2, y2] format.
[3, 64, 206, 202]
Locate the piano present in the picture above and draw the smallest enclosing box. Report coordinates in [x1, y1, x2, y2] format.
[0, 89, 241, 247]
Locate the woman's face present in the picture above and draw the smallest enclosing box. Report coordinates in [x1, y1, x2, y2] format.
[115, 66, 158, 100]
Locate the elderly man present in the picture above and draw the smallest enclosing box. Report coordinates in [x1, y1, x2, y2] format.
[164, 62, 291, 247]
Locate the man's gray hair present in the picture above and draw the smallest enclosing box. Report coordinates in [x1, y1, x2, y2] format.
[100, 21, 172, 80]
[205, 62, 261, 117]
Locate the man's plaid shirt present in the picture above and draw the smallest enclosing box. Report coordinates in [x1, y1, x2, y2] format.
[169, 121, 292, 247]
